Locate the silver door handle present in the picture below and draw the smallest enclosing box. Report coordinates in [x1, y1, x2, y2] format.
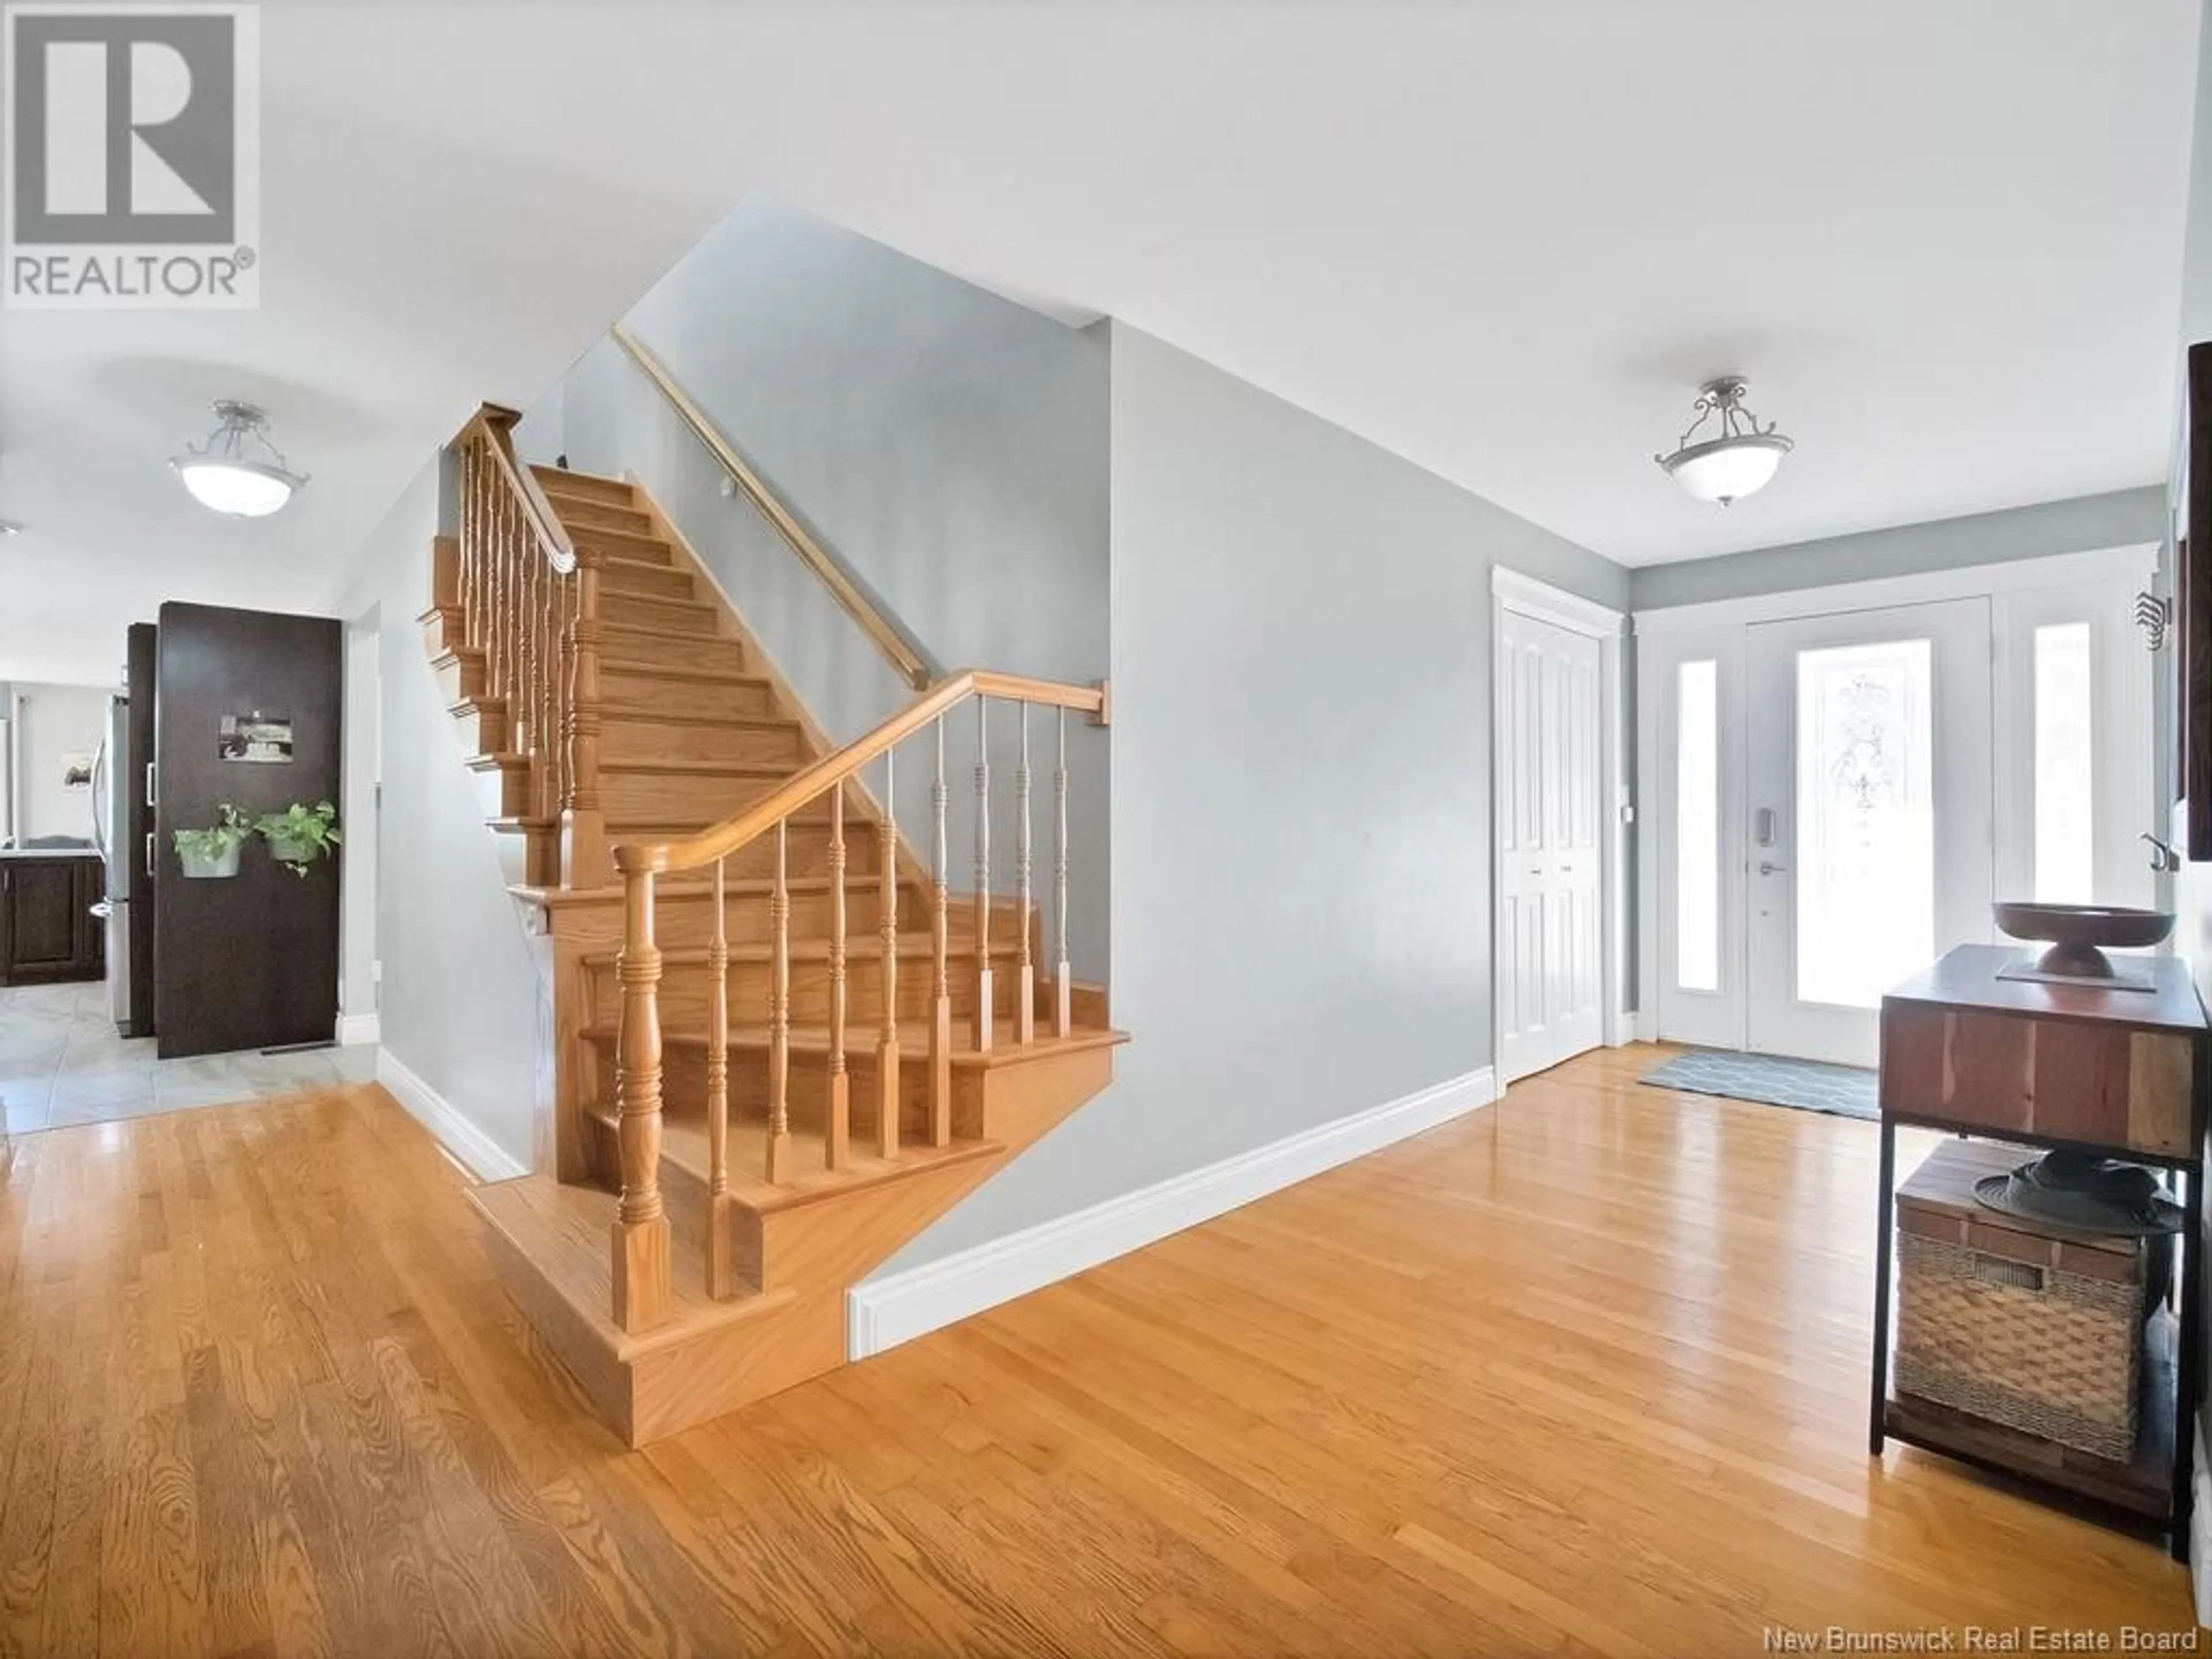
[145, 762, 157, 808]
[145, 834, 154, 878]
[1759, 861, 1789, 875]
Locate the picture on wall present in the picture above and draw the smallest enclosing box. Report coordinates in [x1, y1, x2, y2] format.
[59, 752, 92, 790]
[218, 711, 295, 764]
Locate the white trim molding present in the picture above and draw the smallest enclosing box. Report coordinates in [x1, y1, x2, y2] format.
[374, 1049, 530, 1183]
[1633, 544, 2160, 635]
[335, 1011, 381, 1047]
[1491, 565, 1627, 638]
[849, 1065, 1499, 1359]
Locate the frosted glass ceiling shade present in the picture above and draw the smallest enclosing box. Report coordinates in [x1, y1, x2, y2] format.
[1654, 376, 1793, 506]
[1661, 434, 1790, 505]
[169, 401, 308, 518]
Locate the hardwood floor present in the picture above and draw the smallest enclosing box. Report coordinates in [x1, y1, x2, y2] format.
[0, 1046, 2196, 1656]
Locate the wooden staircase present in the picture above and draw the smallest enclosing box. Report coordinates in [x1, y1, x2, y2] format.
[419, 406, 1122, 1445]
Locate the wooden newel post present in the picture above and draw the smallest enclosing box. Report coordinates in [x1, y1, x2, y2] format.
[611, 851, 672, 1333]
[564, 547, 611, 890]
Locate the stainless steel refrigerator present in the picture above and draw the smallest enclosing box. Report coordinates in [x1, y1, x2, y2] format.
[88, 693, 132, 1032]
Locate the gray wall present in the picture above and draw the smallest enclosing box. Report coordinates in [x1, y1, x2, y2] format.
[542, 196, 1112, 978]
[328, 461, 544, 1169]
[873, 323, 1627, 1275]
[10, 681, 114, 844]
[1631, 487, 2169, 612]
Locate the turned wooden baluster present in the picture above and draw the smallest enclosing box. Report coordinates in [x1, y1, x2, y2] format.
[1056, 706, 1073, 1038]
[1016, 703, 1036, 1046]
[877, 749, 901, 1159]
[704, 857, 736, 1296]
[563, 547, 609, 889]
[825, 789, 851, 1169]
[974, 698, 994, 1051]
[485, 486, 505, 718]
[929, 717, 952, 1146]
[611, 855, 671, 1333]
[766, 821, 793, 1184]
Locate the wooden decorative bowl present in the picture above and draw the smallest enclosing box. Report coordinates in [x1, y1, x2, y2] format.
[1991, 903, 2176, 979]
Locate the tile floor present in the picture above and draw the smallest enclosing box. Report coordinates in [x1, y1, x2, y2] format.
[0, 979, 376, 1135]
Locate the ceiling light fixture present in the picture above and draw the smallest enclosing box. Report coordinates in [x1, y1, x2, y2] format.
[0, 520, 21, 538]
[169, 400, 308, 518]
[1654, 376, 1793, 506]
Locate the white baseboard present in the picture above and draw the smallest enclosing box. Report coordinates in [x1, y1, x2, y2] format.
[1634, 1008, 1658, 1044]
[2194, 1419, 2211, 1630]
[335, 1012, 381, 1047]
[374, 1049, 529, 1184]
[849, 1065, 1498, 1360]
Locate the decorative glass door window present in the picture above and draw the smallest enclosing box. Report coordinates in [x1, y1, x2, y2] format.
[1793, 639, 1934, 1010]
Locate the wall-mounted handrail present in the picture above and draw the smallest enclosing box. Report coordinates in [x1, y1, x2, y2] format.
[609, 321, 933, 691]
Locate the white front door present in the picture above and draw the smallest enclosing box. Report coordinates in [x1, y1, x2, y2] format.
[1497, 606, 1604, 1082]
[1743, 599, 1994, 1067]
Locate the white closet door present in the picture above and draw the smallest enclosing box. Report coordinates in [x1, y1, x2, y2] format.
[1497, 608, 1604, 1083]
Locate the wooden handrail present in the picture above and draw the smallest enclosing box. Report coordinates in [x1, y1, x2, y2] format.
[457, 404, 578, 574]
[609, 322, 933, 692]
[612, 670, 1105, 877]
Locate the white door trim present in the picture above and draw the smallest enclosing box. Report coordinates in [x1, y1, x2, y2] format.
[1491, 567, 1630, 1087]
[1634, 545, 2158, 636]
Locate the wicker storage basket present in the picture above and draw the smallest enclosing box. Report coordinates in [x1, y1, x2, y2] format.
[1894, 1140, 2164, 1462]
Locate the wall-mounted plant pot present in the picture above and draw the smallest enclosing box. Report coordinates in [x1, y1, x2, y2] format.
[263, 832, 317, 865]
[177, 845, 241, 879]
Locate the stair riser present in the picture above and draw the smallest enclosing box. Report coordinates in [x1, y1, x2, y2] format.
[556, 499, 653, 536]
[532, 468, 635, 506]
[599, 632, 746, 675]
[602, 823, 883, 883]
[432, 651, 483, 705]
[449, 702, 507, 753]
[599, 715, 805, 767]
[419, 609, 463, 660]
[599, 560, 691, 599]
[654, 1044, 919, 1141]
[492, 825, 560, 887]
[471, 762, 536, 820]
[600, 588, 722, 631]
[601, 671, 778, 722]
[571, 525, 679, 565]
[585, 949, 1022, 1031]
[662, 886, 918, 950]
[600, 769, 836, 824]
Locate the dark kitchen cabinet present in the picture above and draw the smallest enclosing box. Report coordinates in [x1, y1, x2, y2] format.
[0, 856, 105, 985]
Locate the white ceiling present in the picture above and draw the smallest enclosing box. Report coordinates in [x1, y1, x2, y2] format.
[1, 0, 2198, 685]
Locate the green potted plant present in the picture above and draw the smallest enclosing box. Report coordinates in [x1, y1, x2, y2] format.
[173, 804, 253, 878]
[256, 800, 341, 877]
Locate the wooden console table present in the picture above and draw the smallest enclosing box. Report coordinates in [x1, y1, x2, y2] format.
[1872, 943, 2209, 1558]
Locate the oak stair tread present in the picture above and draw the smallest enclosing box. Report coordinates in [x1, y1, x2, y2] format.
[581, 1102, 1003, 1214]
[529, 463, 633, 497]
[510, 872, 880, 907]
[468, 1175, 794, 1362]
[600, 661, 772, 688]
[577, 932, 1024, 968]
[599, 757, 794, 778]
[585, 1017, 1129, 1070]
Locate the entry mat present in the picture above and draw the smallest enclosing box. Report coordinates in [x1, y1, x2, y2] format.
[1639, 1047, 1878, 1121]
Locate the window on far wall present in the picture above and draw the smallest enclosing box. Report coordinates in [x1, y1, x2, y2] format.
[1676, 659, 1719, 992]
[2033, 622, 2094, 903]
